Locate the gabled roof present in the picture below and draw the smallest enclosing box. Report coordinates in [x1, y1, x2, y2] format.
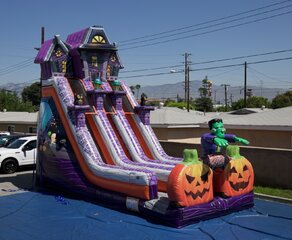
[66, 26, 116, 51]
[66, 28, 89, 49]
[34, 35, 69, 64]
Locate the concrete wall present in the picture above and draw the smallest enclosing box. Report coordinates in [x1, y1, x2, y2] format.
[153, 127, 292, 149]
[160, 141, 292, 189]
[0, 123, 37, 133]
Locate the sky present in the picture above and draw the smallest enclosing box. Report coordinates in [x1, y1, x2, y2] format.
[0, 0, 291, 97]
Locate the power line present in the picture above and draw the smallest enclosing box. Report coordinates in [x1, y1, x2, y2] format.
[121, 56, 292, 79]
[0, 58, 34, 72]
[119, 0, 292, 44]
[120, 10, 292, 51]
[120, 3, 292, 47]
[0, 58, 34, 76]
[121, 71, 174, 79]
[248, 56, 292, 65]
[120, 64, 184, 73]
[120, 48, 292, 74]
[248, 66, 292, 84]
[191, 49, 292, 66]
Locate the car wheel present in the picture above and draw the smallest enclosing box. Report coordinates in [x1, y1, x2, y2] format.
[1, 158, 18, 174]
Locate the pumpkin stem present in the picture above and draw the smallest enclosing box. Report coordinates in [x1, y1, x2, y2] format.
[226, 145, 241, 159]
[182, 149, 200, 165]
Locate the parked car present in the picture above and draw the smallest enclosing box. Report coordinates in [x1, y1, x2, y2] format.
[0, 131, 10, 137]
[0, 135, 23, 148]
[0, 136, 37, 174]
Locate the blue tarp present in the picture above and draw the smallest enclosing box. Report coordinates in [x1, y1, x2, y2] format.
[0, 191, 291, 240]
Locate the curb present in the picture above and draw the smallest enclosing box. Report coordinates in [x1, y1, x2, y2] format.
[254, 192, 292, 205]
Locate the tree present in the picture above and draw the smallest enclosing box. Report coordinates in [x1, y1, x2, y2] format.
[0, 89, 34, 112]
[165, 101, 195, 110]
[194, 97, 213, 112]
[198, 76, 209, 98]
[271, 91, 292, 109]
[195, 76, 213, 112]
[232, 96, 270, 110]
[135, 84, 141, 99]
[22, 82, 41, 107]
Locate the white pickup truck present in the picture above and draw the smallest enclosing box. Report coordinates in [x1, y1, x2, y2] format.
[0, 136, 37, 174]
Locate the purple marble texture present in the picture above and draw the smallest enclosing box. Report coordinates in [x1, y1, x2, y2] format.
[121, 82, 182, 162]
[96, 107, 173, 171]
[66, 28, 88, 48]
[34, 39, 53, 63]
[108, 88, 177, 166]
[82, 77, 94, 91]
[52, 76, 158, 198]
[139, 192, 254, 228]
[134, 106, 155, 125]
[68, 105, 90, 128]
[144, 125, 182, 161]
[82, 84, 175, 180]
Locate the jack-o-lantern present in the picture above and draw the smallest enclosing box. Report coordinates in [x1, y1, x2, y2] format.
[167, 149, 213, 207]
[213, 145, 254, 197]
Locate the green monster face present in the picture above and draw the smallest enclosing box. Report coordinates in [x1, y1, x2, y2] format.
[211, 121, 226, 138]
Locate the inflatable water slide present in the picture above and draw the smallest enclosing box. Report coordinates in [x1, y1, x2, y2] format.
[35, 26, 254, 228]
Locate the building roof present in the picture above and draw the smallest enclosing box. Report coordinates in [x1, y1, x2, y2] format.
[0, 111, 37, 124]
[34, 35, 69, 64]
[34, 38, 53, 63]
[229, 107, 270, 115]
[150, 106, 292, 131]
[150, 107, 208, 127]
[1, 106, 291, 131]
[221, 106, 292, 130]
[66, 26, 114, 50]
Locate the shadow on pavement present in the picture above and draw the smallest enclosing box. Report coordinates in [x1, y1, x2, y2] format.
[0, 169, 36, 192]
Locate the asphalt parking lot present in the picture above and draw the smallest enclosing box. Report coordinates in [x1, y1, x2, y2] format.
[0, 169, 35, 197]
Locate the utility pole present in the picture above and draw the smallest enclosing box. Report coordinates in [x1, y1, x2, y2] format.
[41, 26, 45, 46]
[214, 90, 217, 104]
[244, 61, 247, 108]
[38, 27, 45, 99]
[183, 53, 191, 110]
[186, 65, 190, 112]
[230, 93, 233, 105]
[221, 84, 230, 111]
[260, 80, 263, 97]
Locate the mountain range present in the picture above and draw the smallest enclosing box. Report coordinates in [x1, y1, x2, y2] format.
[137, 80, 286, 104]
[0, 81, 36, 95]
[0, 80, 286, 104]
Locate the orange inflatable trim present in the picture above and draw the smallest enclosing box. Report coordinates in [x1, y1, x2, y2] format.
[42, 86, 154, 200]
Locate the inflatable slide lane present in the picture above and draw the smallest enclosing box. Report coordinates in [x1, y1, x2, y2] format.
[35, 26, 254, 228]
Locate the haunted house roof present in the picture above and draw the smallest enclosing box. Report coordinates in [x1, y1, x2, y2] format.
[66, 26, 117, 51]
[34, 35, 69, 64]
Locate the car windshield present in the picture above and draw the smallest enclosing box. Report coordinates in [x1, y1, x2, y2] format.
[0, 137, 8, 144]
[6, 139, 27, 149]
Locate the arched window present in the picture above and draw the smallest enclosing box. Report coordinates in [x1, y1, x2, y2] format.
[91, 35, 106, 44]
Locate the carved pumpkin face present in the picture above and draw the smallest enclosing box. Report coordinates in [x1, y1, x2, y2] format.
[213, 146, 254, 197]
[167, 149, 213, 207]
[183, 164, 213, 205]
[225, 158, 253, 193]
